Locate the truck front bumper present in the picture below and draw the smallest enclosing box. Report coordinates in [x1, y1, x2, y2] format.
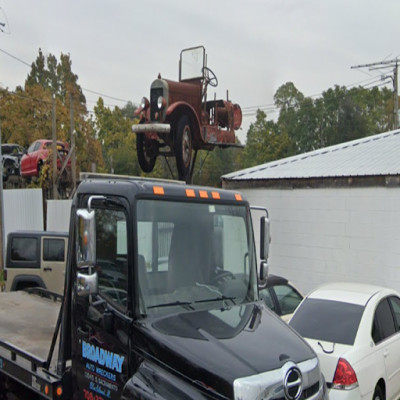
[132, 123, 171, 134]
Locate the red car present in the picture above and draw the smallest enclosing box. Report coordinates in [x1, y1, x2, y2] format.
[20, 139, 71, 178]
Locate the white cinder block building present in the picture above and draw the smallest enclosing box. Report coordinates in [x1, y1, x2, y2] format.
[222, 129, 400, 294]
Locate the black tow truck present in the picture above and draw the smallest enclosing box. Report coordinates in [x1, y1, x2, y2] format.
[0, 174, 327, 399]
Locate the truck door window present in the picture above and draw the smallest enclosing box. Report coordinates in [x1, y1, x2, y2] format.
[43, 238, 65, 262]
[137, 222, 173, 273]
[218, 215, 249, 275]
[95, 208, 128, 309]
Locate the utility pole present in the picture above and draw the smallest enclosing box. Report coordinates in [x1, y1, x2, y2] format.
[52, 94, 58, 200]
[70, 93, 76, 192]
[351, 58, 399, 130]
[0, 14, 6, 280]
[0, 118, 4, 275]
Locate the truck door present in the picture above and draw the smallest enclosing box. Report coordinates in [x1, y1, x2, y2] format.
[41, 235, 67, 294]
[73, 205, 131, 400]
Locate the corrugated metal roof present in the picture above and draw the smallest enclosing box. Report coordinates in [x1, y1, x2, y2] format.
[222, 129, 400, 181]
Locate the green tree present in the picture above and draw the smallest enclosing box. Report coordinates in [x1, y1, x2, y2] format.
[94, 98, 140, 175]
[268, 82, 395, 156]
[0, 49, 104, 177]
[241, 110, 293, 168]
[192, 147, 242, 187]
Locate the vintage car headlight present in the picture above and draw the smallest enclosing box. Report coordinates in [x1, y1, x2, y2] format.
[157, 96, 166, 110]
[141, 97, 150, 110]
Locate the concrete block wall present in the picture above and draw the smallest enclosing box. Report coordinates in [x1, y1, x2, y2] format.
[243, 187, 400, 294]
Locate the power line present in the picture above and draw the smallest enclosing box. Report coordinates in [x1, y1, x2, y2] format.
[0, 47, 135, 105]
[0, 6, 10, 34]
[81, 87, 135, 104]
[0, 48, 30, 67]
[352, 58, 399, 129]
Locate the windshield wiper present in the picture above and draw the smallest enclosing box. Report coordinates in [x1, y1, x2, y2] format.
[194, 296, 237, 305]
[147, 301, 194, 310]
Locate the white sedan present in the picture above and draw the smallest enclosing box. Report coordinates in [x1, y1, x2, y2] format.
[289, 282, 400, 400]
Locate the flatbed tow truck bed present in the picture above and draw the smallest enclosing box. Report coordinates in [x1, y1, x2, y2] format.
[0, 291, 64, 398]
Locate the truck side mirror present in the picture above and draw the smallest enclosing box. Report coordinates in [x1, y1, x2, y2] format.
[250, 206, 271, 285]
[77, 272, 98, 297]
[76, 208, 96, 269]
[259, 215, 270, 284]
[260, 216, 270, 261]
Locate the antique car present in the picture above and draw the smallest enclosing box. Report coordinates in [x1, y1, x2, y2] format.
[132, 46, 242, 182]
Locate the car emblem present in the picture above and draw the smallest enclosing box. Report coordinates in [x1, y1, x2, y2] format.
[284, 366, 303, 400]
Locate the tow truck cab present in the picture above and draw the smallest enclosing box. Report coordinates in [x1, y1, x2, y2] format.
[64, 175, 326, 399]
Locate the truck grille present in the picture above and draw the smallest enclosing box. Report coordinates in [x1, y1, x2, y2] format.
[233, 358, 326, 400]
[150, 88, 163, 121]
[273, 381, 320, 400]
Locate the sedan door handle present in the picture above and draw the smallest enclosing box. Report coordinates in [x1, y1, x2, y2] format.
[383, 349, 389, 358]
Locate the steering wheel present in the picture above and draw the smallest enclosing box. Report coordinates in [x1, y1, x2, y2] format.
[211, 270, 235, 286]
[203, 66, 218, 87]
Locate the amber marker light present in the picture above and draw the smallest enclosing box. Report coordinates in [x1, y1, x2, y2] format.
[235, 193, 243, 201]
[45, 385, 49, 395]
[83, 231, 88, 246]
[186, 189, 196, 197]
[199, 190, 208, 198]
[56, 386, 63, 397]
[211, 191, 221, 199]
[153, 186, 165, 195]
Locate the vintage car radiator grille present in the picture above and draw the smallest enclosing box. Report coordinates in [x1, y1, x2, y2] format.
[150, 88, 164, 121]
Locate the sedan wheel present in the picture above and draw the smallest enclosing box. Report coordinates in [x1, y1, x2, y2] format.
[373, 385, 384, 400]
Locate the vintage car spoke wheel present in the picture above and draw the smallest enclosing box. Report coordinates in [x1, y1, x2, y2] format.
[136, 133, 157, 173]
[175, 115, 192, 181]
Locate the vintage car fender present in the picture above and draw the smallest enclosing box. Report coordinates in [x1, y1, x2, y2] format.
[165, 101, 202, 145]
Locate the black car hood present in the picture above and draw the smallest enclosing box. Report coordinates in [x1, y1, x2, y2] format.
[133, 302, 315, 397]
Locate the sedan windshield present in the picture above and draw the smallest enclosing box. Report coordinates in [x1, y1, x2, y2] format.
[136, 199, 257, 315]
[289, 298, 364, 345]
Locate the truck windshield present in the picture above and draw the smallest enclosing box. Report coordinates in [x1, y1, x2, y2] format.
[136, 199, 257, 315]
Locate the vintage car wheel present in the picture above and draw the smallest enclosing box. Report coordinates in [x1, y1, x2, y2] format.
[136, 133, 157, 173]
[175, 115, 192, 181]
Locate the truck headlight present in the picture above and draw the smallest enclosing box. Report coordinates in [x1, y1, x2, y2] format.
[157, 96, 166, 110]
[141, 97, 150, 110]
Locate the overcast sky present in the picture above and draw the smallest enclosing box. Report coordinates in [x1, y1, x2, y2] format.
[1, 0, 399, 142]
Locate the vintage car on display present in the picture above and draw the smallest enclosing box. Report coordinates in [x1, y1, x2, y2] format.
[132, 46, 243, 182]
